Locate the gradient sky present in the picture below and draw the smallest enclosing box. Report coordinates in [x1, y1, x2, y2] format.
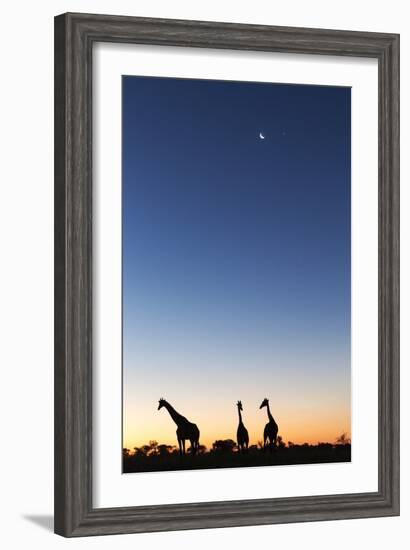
[122, 76, 351, 450]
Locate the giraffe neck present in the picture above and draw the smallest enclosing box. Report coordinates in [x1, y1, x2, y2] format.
[266, 403, 274, 422]
[164, 402, 185, 426]
[237, 407, 242, 423]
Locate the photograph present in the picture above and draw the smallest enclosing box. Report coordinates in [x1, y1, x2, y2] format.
[122, 75, 352, 474]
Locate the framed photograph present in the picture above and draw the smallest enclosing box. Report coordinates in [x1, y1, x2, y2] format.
[54, 13, 400, 536]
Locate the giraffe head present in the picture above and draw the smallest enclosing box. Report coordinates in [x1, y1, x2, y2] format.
[158, 398, 166, 410]
[237, 400, 243, 411]
[260, 398, 269, 409]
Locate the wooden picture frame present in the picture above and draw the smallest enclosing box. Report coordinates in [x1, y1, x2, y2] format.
[54, 12, 400, 537]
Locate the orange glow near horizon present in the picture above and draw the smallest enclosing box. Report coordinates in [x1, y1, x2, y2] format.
[123, 392, 351, 451]
[123, 354, 351, 451]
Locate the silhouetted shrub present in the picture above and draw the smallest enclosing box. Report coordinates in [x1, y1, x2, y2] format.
[211, 439, 236, 453]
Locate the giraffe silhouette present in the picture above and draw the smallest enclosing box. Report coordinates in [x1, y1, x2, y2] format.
[157, 398, 200, 456]
[236, 400, 249, 453]
[259, 398, 278, 452]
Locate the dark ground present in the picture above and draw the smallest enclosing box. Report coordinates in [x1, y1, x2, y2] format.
[123, 443, 351, 474]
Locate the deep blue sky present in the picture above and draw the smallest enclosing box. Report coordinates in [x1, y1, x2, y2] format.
[122, 76, 351, 447]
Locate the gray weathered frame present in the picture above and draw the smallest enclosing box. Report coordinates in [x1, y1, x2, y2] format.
[54, 12, 400, 537]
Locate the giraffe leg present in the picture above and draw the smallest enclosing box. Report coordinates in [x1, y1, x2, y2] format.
[178, 439, 183, 456]
[182, 439, 186, 455]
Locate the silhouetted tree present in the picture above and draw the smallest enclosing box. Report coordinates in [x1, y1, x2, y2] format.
[197, 444, 207, 455]
[277, 435, 286, 449]
[157, 444, 174, 456]
[336, 433, 351, 445]
[123, 448, 130, 457]
[148, 440, 159, 456]
[212, 439, 236, 453]
[133, 446, 148, 457]
[139, 444, 152, 456]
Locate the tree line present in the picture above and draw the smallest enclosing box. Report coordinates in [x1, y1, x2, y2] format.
[123, 433, 351, 459]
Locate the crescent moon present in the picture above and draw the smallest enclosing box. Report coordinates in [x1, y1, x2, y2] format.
[259, 132, 265, 140]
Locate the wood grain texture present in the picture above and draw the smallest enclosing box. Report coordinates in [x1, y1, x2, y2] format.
[54, 12, 400, 537]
